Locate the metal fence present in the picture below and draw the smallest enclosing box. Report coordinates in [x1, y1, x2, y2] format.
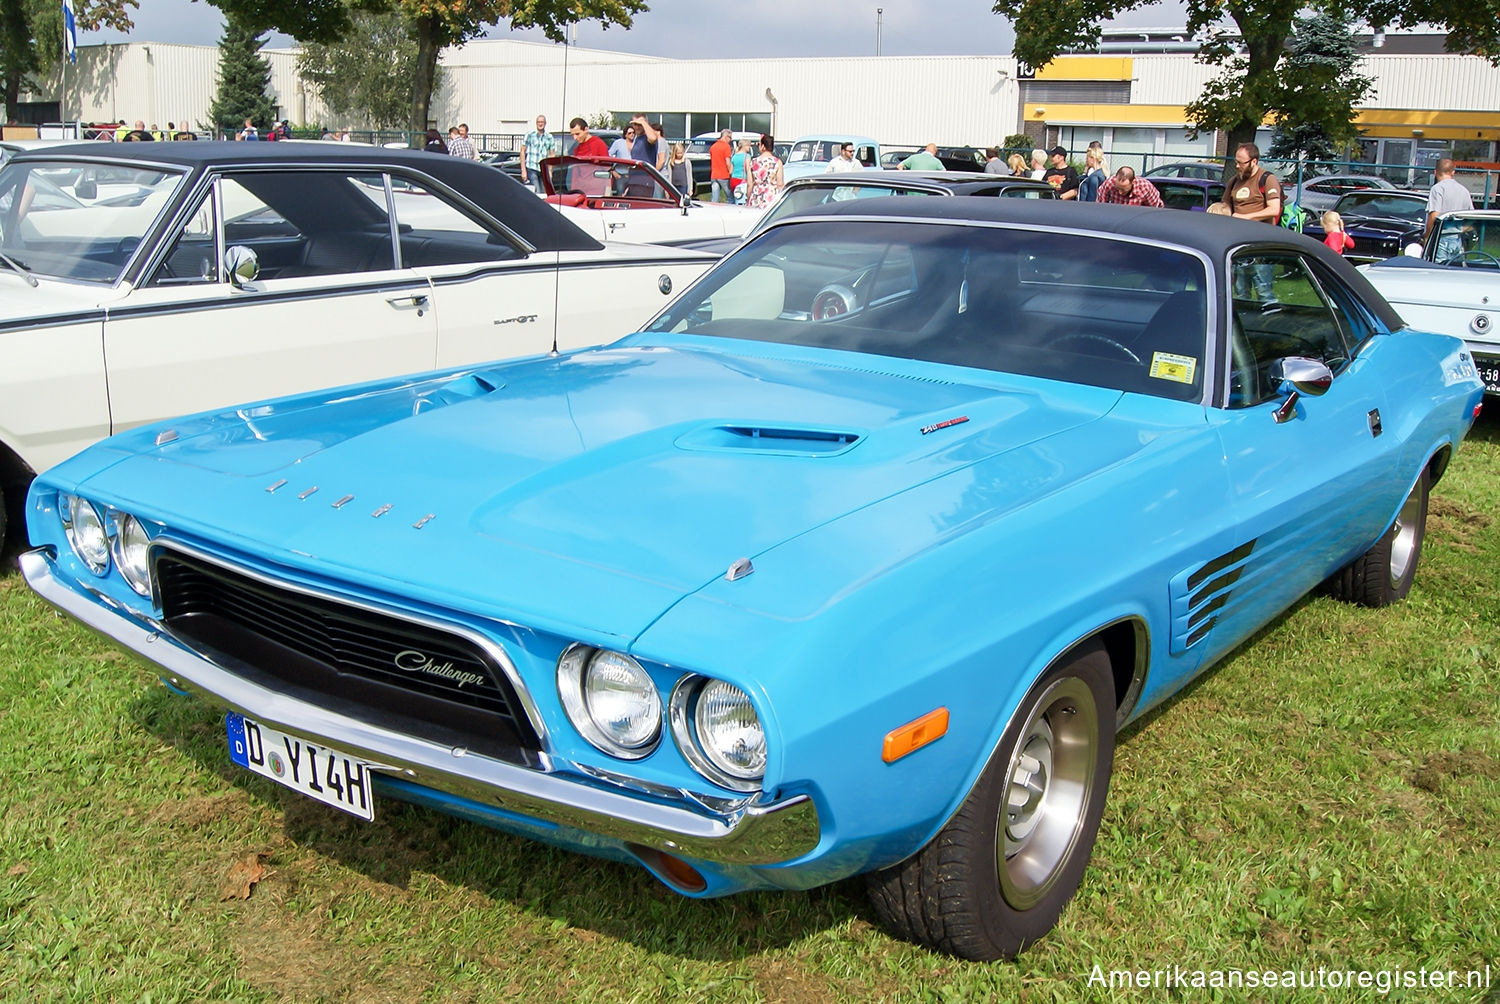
[1133, 152, 1499, 209]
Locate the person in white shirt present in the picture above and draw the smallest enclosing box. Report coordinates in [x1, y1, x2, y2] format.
[826, 141, 863, 173]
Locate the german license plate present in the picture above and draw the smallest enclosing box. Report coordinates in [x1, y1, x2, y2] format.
[1475, 353, 1500, 394]
[226, 712, 374, 820]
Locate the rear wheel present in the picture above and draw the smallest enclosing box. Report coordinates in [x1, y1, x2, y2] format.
[866, 641, 1115, 960]
[1322, 470, 1429, 607]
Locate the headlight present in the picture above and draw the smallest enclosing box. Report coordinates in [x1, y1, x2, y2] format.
[111, 513, 152, 596]
[670, 676, 766, 791]
[62, 494, 109, 575]
[556, 645, 662, 759]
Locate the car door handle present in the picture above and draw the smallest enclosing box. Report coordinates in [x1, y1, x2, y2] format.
[385, 294, 429, 308]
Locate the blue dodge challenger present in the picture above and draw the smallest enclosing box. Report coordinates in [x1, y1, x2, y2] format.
[23, 198, 1485, 959]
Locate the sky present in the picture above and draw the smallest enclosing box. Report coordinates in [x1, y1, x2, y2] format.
[79, 0, 1185, 58]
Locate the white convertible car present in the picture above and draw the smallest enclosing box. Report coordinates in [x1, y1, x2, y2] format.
[1361, 210, 1500, 395]
[0, 142, 715, 544]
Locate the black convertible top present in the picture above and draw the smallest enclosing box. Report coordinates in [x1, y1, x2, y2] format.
[12, 140, 602, 252]
[784, 196, 1409, 332]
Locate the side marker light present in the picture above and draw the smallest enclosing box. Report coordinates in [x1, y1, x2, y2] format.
[882, 707, 950, 763]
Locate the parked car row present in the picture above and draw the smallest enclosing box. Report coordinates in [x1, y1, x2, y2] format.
[21, 194, 1485, 964]
[6, 137, 1491, 965]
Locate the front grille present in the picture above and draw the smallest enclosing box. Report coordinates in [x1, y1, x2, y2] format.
[156, 549, 542, 762]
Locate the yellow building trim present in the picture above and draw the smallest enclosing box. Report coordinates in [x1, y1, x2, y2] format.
[1026, 102, 1496, 140]
[1030, 56, 1133, 81]
[1025, 103, 1197, 126]
[1353, 108, 1499, 140]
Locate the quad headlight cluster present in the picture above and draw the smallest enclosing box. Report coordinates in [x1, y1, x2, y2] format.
[58, 494, 154, 597]
[557, 644, 767, 791]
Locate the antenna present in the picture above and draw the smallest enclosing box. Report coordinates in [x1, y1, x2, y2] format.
[550, 32, 571, 357]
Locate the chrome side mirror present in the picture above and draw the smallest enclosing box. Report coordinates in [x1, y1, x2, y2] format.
[223, 245, 260, 288]
[1403, 243, 1424, 258]
[1269, 356, 1333, 424]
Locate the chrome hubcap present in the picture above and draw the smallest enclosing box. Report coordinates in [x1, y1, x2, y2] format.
[1389, 482, 1422, 584]
[997, 676, 1099, 911]
[1005, 726, 1054, 847]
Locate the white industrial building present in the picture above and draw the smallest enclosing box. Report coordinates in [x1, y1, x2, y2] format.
[16, 34, 1500, 171]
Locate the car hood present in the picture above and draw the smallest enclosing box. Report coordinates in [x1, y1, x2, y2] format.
[75, 338, 1119, 643]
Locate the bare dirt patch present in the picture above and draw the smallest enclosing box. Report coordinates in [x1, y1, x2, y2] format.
[1409, 749, 1500, 793]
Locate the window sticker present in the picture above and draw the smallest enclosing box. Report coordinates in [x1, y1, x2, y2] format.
[1149, 352, 1198, 384]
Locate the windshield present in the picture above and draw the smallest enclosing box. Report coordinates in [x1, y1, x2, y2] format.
[1335, 192, 1424, 223]
[1434, 216, 1500, 267]
[0, 159, 184, 282]
[647, 219, 1210, 402]
[789, 140, 842, 164]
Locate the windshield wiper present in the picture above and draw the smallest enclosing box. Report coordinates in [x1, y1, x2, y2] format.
[0, 249, 37, 287]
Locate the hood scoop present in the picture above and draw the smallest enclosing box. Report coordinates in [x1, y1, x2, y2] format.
[674, 424, 862, 457]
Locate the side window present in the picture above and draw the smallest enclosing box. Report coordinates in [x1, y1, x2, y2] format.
[189, 171, 399, 280]
[1228, 251, 1354, 407]
[857, 146, 876, 167]
[148, 184, 218, 286]
[388, 177, 522, 267]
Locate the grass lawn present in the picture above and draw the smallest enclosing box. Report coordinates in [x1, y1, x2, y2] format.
[1, 410, 1496, 1003]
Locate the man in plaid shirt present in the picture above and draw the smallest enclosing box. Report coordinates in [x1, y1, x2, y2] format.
[1095, 167, 1164, 208]
[520, 114, 557, 193]
[447, 123, 477, 160]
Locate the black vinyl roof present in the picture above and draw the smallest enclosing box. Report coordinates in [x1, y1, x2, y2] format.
[783, 195, 1408, 332]
[13, 140, 603, 252]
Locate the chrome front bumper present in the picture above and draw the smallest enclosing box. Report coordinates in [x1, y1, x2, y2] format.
[21, 548, 820, 866]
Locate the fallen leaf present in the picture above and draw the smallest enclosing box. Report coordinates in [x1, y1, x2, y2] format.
[220, 852, 270, 901]
[7, 863, 28, 877]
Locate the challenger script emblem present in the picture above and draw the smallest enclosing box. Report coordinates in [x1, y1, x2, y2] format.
[394, 650, 487, 689]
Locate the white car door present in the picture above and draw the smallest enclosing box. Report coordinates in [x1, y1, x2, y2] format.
[103, 170, 438, 434]
[381, 175, 559, 368]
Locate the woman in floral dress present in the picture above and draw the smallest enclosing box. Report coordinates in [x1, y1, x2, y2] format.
[746, 134, 784, 209]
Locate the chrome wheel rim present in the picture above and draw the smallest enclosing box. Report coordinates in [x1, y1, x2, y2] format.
[997, 676, 1098, 911]
[1389, 482, 1423, 585]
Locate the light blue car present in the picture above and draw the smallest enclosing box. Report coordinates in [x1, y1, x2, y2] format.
[23, 198, 1485, 961]
[780, 134, 880, 182]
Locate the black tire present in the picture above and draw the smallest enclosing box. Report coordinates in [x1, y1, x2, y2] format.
[1322, 469, 1428, 607]
[0, 484, 7, 553]
[866, 641, 1115, 960]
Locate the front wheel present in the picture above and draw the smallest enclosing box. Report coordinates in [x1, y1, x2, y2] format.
[866, 641, 1115, 960]
[1322, 469, 1429, 607]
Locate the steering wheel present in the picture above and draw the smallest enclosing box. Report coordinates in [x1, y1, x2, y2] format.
[1054, 332, 1141, 365]
[1458, 250, 1500, 268]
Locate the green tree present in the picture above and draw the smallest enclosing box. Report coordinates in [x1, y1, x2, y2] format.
[207, 13, 277, 139]
[992, 0, 1500, 163]
[1267, 13, 1375, 163]
[204, 0, 647, 134]
[298, 8, 437, 129]
[0, 0, 135, 120]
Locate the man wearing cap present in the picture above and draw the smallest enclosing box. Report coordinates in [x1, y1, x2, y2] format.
[1043, 146, 1080, 200]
